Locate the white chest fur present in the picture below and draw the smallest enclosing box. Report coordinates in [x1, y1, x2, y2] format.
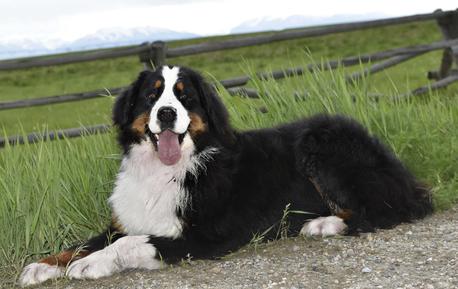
[109, 135, 218, 239]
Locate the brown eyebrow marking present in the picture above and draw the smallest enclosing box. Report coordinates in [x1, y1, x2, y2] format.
[154, 80, 162, 88]
[176, 82, 184, 92]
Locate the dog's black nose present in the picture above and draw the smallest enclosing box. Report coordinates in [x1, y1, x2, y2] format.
[157, 106, 177, 123]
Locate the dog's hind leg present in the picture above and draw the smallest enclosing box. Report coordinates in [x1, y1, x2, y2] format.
[296, 115, 432, 235]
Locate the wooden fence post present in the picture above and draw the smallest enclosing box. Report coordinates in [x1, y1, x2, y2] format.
[428, 9, 458, 80]
[138, 41, 167, 70]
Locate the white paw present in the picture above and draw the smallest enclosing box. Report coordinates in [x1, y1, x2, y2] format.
[66, 250, 118, 279]
[18, 262, 64, 287]
[66, 235, 161, 280]
[300, 216, 347, 237]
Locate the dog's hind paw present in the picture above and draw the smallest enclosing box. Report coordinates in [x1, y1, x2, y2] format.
[18, 262, 64, 287]
[300, 216, 347, 237]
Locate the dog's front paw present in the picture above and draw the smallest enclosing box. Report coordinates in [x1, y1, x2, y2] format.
[19, 262, 64, 287]
[66, 251, 119, 279]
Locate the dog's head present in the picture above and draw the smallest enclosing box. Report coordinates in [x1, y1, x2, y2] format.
[113, 66, 233, 165]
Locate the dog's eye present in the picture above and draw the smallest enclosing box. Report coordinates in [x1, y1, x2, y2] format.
[147, 89, 158, 99]
[178, 94, 188, 101]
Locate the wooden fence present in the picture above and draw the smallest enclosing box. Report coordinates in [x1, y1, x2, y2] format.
[0, 9, 456, 71]
[1, 9, 458, 147]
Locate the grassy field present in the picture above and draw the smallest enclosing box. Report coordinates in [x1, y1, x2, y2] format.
[0, 20, 458, 286]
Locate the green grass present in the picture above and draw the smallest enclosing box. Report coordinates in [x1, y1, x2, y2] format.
[1, 20, 458, 286]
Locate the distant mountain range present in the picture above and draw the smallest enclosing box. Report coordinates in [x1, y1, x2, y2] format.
[230, 13, 388, 34]
[0, 14, 387, 60]
[0, 27, 198, 60]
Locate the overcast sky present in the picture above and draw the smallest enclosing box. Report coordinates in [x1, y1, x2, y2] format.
[0, 0, 456, 42]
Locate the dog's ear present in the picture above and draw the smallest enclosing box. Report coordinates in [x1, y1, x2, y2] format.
[113, 70, 150, 128]
[187, 69, 234, 143]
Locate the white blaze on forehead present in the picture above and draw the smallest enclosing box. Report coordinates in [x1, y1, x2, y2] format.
[148, 66, 190, 134]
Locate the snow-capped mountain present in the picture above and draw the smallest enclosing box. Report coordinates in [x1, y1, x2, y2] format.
[0, 27, 198, 60]
[70, 27, 198, 51]
[230, 13, 388, 34]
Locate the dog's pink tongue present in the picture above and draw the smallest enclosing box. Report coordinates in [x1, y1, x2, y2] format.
[157, 130, 181, 166]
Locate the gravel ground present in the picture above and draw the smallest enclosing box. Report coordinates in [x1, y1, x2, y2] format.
[20, 206, 458, 289]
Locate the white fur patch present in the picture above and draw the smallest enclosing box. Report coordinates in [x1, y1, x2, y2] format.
[66, 235, 161, 280]
[109, 135, 218, 238]
[148, 66, 190, 134]
[300, 216, 347, 237]
[18, 262, 64, 287]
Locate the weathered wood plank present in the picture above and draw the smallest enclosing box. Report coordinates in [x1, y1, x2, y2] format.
[0, 45, 150, 71]
[226, 87, 260, 98]
[0, 87, 123, 110]
[398, 72, 458, 99]
[0, 124, 111, 148]
[166, 10, 458, 58]
[220, 39, 458, 88]
[346, 52, 427, 82]
[428, 68, 458, 80]
[429, 9, 458, 79]
[139, 41, 167, 70]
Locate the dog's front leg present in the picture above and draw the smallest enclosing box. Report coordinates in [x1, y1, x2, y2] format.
[19, 225, 124, 287]
[67, 233, 225, 279]
[66, 235, 162, 279]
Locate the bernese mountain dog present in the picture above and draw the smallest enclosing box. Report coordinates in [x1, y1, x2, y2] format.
[19, 66, 432, 286]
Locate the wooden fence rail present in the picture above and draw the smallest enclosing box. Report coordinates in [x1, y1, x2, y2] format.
[0, 87, 124, 110]
[165, 10, 458, 58]
[346, 52, 428, 82]
[2, 38, 458, 111]
[0, 88, 256, 147]
[0, 9, 456, 71]
[0, 124, 110, 148]
[0, 45, 151, 71]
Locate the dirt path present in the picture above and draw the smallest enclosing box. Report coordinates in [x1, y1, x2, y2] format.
[28, 206, 458, 289]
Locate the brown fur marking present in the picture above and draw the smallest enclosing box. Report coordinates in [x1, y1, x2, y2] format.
[336, 209, 353, 220]
[131, 113, 150, 135]
[39, 250, 90, 267]
[154, 80, 162, 89]
[188, 113, 207, 136]
[111, 214, 126, 234]
[176, 81, 184, 92]
[308, 177, 353, 221]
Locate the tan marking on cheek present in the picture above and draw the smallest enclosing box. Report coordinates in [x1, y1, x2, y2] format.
[39, 250, 90, 267]
[154, 80, 162, 89]
[188, 113, 207, 136]
[176, 81, 184, 92]
[131, 112, 150, 135]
